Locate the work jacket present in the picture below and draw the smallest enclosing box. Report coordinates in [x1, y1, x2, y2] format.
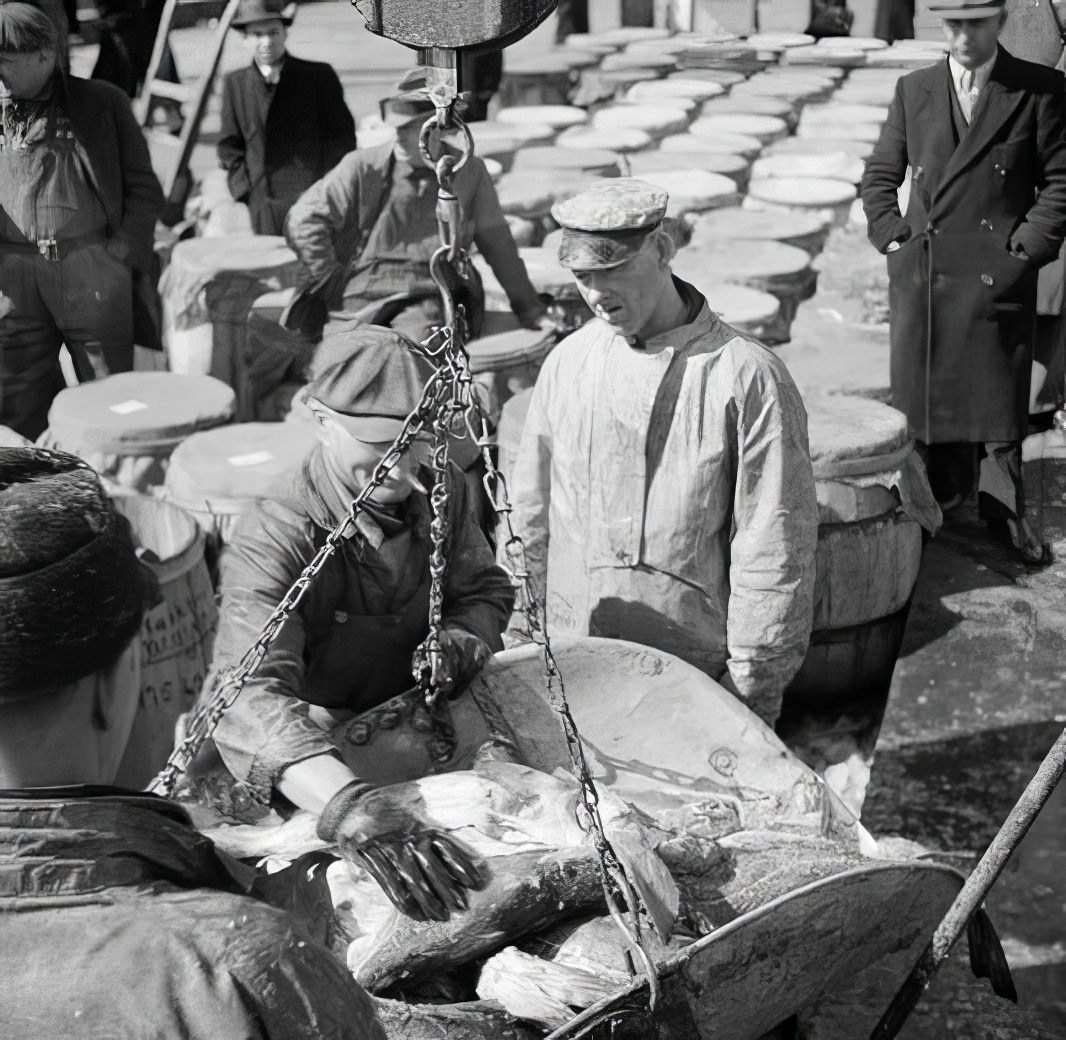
[211, 446, 515, 802]
[509, 283, 818, 725]
[218, 56, 356, 236]
[0, 787, 385, 1039]
[861, 48, 1066, 443]
[284, 142, 543, 323]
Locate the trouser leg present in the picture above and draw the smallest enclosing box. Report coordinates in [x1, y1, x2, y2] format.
[40, 243, 135, 379]
[0, 252, 66, 440]
[919, 441, 975, 505]
[977, 441, 1023, 521]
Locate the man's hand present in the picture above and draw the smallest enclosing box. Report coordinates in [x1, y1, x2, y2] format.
[316, 779, 485, 922]
[417, 626, 493, 697]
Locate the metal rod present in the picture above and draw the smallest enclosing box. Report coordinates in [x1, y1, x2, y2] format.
[870, 725, 1066, 1040]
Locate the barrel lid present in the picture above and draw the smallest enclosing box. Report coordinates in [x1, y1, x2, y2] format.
[563, 33, 622, 53]
[494, 171, 562, 218]
[166, 422, 317, 502]
[731, 77, 829, 100]
[556, 126, 653, 152]
[784, 46, 860, 67]
[668, 68, 747, 86]
[673, 239, 812, 280]
[690, 206, 829, 245]
[47, 372, 236, 450]
[168, 235, 297, 276]
[799, 102, 889, 125]
[832, 84, 899, 106]
[745, 32, 814, 48]
[466, 328, 556, 373]
[747, 176, 857, 207]
[632, 169, 740, 216]
[701, 95, 794, 119]
[660, 131, 763, 159]
[628, 150, 749, 180]
[804, 394, 912, 478]
[765, 135, 874, 160]
[470, 121, 556, 152]
[592, 104, 690, 137]
[497, 105, 588, 130]
[690, 113, 788, 141]
[513, 146, 621, 175]
[796, 121, 883, 143]
[517, 247, 579, 292]
[819, 36, 888, 51]
[505, 51, 588, 75]
[752, 152, 864, 184]
[705, 283, 781, 325]
[596, 67, 662, 87]
[619, 93, 699, 113]
[601, 26, 672, 45]
[626, 77, 726, 102]
[601, 51, 678, 72]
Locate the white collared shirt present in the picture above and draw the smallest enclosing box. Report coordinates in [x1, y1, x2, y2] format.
[255, 58, 284, 85]
[948, 53, 995, 123]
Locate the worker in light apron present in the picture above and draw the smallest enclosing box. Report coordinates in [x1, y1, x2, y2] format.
[0, 0, 163, 440]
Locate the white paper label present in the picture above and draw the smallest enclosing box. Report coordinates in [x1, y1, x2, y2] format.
[109, 399, 148, 415]
[227, 450, 274, 467]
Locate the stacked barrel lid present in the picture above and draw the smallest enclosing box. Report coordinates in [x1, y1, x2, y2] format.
[487, 25, 946, 344]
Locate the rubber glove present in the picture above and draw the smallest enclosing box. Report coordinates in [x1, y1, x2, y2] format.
[415, 625, 493, 698]
[316, 779, 485, 922]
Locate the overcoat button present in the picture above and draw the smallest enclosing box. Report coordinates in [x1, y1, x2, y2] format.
[334, 610, 349, 623]
[981, 274, 994, 286]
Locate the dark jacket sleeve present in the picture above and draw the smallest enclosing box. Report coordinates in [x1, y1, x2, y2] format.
[210, 499, 339, 803]
[442, 464, 516, 648]
[1011, 70, 1066, 266]
[467, 160, 544, 322]
[860, 80, 913, 254]
[284, 149, 364, 284]
[316, 65, 357, 174]
[218, 72, 252, 202]
[111, 87, 164, 273]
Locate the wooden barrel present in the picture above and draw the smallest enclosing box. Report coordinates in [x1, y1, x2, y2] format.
[496, 105, 588, 132]
[40, 372, 236, 492]
[785, 394, 923, 714]
[624, 77, 726, 103]
[111, 494, 217, 789]
[555, 126, 654, 153]
[745, 176, 859, 228]
[821, 35, 889, 51]
[498, 52, 576, 108]
[599, 51, 677, 75]
[512, 146, 622, 178]
[667, 67, 747, 88]
[752, 151, 866, 185]
[163, 421, 317, 547]
[672, 239, 818, 343]
[628, 149, 751, 190]
[676, 42, 764, 76]
[689, 112, 789, 145]
[699, 94, 798, 130]
[659, 130, 764, 161]
[765, 134, 876, 161]
[688, 205, 831, 255]
[159, 236, 303, 420]
[590, 103, 692, 139]
[467, 328, 557, 425]
[732, 73, 834, 102]
[784, 46, 858, 69]
[798, 102, 889, 131]
[632, 169, 743, 218]
[796, 120, 885, 144]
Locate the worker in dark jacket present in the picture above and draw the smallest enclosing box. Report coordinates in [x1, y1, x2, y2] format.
[860, 0, 1066, 563]
[0, 446, 386, 1040]
[0, 0, 163, 440]
[209, 325, 516, 922]
[217, 0, 356, 235]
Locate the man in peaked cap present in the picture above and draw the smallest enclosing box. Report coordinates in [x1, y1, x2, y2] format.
[508, 179, 819, 726]
[281, 73, 548, 344]
[217, 0, 355, 235]
[209, 324, 515, 922]
[861, 0, 1066, 563]
[0, 447, 386, 1039]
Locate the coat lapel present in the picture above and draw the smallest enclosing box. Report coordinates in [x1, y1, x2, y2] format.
[934, 48, 1028, 201]
[913, 62, 954, 207]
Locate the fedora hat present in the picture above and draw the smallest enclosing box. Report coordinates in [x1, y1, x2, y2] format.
[231, 0, 296, 29]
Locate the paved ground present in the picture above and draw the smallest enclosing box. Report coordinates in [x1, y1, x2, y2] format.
[69, 3, 1066, 1035]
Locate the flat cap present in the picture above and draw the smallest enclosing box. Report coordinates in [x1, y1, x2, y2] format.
[306, 325, 431, 441]
[927, 0, 1004, 17]
[552, 178, 668, 270]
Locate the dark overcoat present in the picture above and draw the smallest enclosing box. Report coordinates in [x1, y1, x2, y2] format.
[217, 55, 356, 235]
[861, 47, 1066, 443]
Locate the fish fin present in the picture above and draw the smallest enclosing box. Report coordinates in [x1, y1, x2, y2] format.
[967, 906, 1018, 1003]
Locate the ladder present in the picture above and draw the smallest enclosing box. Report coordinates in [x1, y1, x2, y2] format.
[136, 0, 241, 225]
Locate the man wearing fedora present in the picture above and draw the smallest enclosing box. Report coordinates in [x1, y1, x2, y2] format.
[861, 0, 1066, 563]
[217, 0, 355, 236]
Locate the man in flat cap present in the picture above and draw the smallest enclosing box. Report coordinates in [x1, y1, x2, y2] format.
[282, 80, 548, 343]
[208, 324, 515, 921]
[509, 179, 818, 726]
[861, 0, 1066, 563]
[0, 447, 385, 1039]
[217, 0, 356, 236]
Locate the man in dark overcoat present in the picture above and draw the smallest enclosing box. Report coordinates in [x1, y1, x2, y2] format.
[861, 0, 1066, 562]
[217, 0, 355, 236]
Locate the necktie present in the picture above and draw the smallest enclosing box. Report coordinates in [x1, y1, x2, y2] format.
[960, 69, 975, 123]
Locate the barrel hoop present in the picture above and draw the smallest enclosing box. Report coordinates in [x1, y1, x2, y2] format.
[812, 440, 913, 480]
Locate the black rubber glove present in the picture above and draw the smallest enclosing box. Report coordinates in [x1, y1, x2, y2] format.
[316, 780, 485, 923]
[413, 626, 493, 699]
